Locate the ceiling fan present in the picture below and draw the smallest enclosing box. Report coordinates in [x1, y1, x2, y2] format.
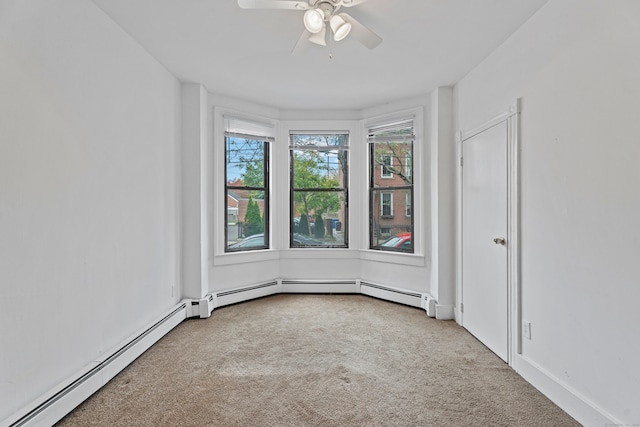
[237, 0, 382, 50]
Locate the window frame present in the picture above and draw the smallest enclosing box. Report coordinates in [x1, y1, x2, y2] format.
[405, 191, 412, 217]
[223, 117, 272, 253]
[289, 132, 349, 249]
[381, 154, 393, 178]
[367, 117, 415, 253]
[381, 192, 393, 217]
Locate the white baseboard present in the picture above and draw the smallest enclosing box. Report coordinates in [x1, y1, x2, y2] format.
[215, 280, 281, 308]
[214, 280, 422, 309]
[516, 355, 619, 427]
[421, 294, 437, 317]
[360, 281, 422, 308]
[435, 304, 455, 320]
[3, 302, 187, 427]
[281, 279, 360, 294]
[185, 293, 217, 318]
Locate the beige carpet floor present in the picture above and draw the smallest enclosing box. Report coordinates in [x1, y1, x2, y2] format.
[57, 294, 580, 426]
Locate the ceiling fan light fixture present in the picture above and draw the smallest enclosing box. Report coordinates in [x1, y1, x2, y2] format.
[303, 8, 325, 33]
[308, 24, 327, 46]
[329, 14, 351, 41]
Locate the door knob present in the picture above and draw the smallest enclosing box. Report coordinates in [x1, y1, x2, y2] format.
[493, 237, 506, 245]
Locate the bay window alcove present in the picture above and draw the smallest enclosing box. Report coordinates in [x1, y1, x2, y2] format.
[210, 102, 444, 316]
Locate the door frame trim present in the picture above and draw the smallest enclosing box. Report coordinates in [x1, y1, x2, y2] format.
[456, 99, 521, 368]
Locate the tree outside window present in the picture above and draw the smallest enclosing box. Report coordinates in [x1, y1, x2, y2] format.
[290, 133, 348, 248]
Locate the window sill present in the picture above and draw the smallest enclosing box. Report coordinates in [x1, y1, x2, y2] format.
[213, 249, 280, 266]
[212, 248, 424, 267]
[360, 249, 425, 267]
[280, 248, 360, 260]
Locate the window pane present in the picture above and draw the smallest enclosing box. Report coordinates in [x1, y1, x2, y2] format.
[290, 133, 348, 249]
[371, 189, 412, 250]
[226, 137, 265, 188]
[369, 123, 414, 253]
[225, 134, 268, 252]
[372, 141, 413, 186]
[292, 149, 345, 190]
[291, 134, 348, 147]
[226, 190, 267, 249]
[292, 190, 346, 247]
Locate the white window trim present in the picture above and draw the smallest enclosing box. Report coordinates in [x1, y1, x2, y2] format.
[213, 107, 278, 264]
[281, 119, 361, 253]
[363, 106, 423, 259]
[381, 154, 393, 178]
[406, 192, 411, 217]
[381, 192, 394, 217]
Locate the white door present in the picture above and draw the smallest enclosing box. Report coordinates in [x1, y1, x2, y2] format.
[461, 121, 509, 362]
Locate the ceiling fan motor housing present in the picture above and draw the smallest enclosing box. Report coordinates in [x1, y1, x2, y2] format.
[309, 0, 342, 6]
[307, 0, 342, 18]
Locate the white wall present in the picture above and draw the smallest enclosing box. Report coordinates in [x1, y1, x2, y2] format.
[455, 0, 640, 424]
[0, 0, 181, 422]
[429, 88, 456, 317]
[181, 83, 209, 299]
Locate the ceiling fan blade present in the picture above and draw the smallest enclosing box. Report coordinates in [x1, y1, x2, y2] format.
[339, 13, 382, 49]
[292, 29, 312, 54]
[238, 0, 309, 10]
[340, 0, 370, 7]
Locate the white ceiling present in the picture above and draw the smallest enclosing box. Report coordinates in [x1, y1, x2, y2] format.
[91, 0, 549, 111]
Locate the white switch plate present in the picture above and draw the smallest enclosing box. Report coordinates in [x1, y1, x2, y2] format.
[523, 321, 532, 340]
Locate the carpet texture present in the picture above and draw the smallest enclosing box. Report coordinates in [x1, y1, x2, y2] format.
[57, 294, 580, 426]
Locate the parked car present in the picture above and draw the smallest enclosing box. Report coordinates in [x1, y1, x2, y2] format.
[227, 233, 267, 249]
[227, 233, 324, 249]
[381, 232, 412, 250]
[291, 233, 324, 246]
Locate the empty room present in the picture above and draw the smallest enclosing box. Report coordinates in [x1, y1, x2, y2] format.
[1, 0, 638, 426]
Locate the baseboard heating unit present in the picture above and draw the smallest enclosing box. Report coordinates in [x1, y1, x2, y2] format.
[215, 280, 281, 307]
[360, 281, 423, 308]
[187, 293, 217, 318]
[4, 303, 187, 427]
[281, 279, 359, 294]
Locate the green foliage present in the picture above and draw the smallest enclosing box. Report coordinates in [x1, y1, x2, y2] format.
[244, 197, 263, 237]
[314, 213, 325, 238]
[241, 157, 264, 188]
[293, 150, 342, 222]
[299, 213, 310, 236]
